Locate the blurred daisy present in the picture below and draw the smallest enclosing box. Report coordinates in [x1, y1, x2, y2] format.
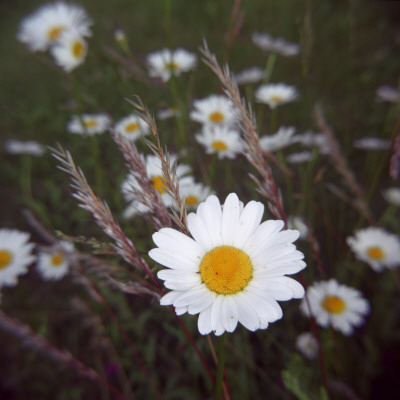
[147, 48, 197, 82]
[259, 126, 296, 152]
[36, 241, 74, 280]
[50, 30, 87, 72]
[157, 106, 181, 120]
[347, 227, 400, 272]
[149, 193, 306, 336]
[301, 279, 369, 336]
[195, 125, 244, 160]
[179, 182, 214, 210]
[0, 229, 35, 288]
[252, 32, 300, 56]
[382, 187, 400, 206]
[292, 131, 332, 155]
[353, 137, 391, 151]
[376, 85, 400, 103]
[234, 67, 265, 85]
[67, 113, 111, 136]
[17, 1, 92, 52]
[255, 83, 298, 109]
[296, 332, 318, 359]
[114, 114, 149, 142]
[190, 95, 237, 127]
[287, 216, 309, 240]
[4, 139, 46, 156]
[287, 151, 313, 164]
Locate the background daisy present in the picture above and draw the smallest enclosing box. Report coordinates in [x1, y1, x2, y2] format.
[114, 114, 150, 142]
[67, 113, 111, 136]
[255, 83, 298, 109]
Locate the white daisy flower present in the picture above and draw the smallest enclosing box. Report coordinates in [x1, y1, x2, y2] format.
[17, 1, 92, 52]
[347, 227, 400, 272]
[286, 151, 313, 164]
[382, 187, 400, 206]
[36, 241, 74, 280]
[292, 131, 332, 155]
[157, 107, 181, 120]
[149, 193, 306, 336]
[376, 85, 400, 103]
[353, 137, 391, 151]
[301, 279, 369, 336]
[0, 229, 35, 288]
[195, 125, 244, 160]
[67, 113, 111, 136]
[255, 83, 298, 109]
[234, 67, 265, 85]
[4, 139, 46, 157]
[147, 48, 197, 82]
[179, 182, 214, 210]
[50, 30, 87, 72]
[259, 126, 296, 153]
[114, 114, 150, 142]
[252, 32, 300, 56]
[190, 95, 237, 127]
[295, 332, 318, 360]
[287, 216, 309, 240]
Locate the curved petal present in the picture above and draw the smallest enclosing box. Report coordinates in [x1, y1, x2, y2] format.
[221, 193, 241, 245]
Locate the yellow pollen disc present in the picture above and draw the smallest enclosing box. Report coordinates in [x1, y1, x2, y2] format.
[212, 141, 228, 151]
[47, 25, 65, 41]
[51, 253, 64, 267]
[271, 95, 283, 103]
[151, 176, 167, 194]
[72, 41, 85, 59]
[366, 246, 384, 260]
[200, 246, 253, 295]
[125, 122, 139, 132]
[209, 111, 225, 123]
[164, 62, 179, 70]
[0, 250, 12, 270]
[84, 119, 97, 128]
[322, 295, 346, 314]
[184, 195, 198, 206]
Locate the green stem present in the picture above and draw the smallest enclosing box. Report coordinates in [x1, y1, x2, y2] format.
[88, 135, 104, 197]
[270, 107, 278, 133]
[165, 0, 173, 49]
[214, 334, 227, 400]
[263, 52, 277, 84]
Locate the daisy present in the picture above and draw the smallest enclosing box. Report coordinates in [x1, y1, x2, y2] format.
[190, 95, 237, 127]
[252, 32, 300, 56]
[179, 182, 214, 210]
[36, 241, 74, 280]
[157, 106, 181, 120]
[0, 229, 35, 288]
[286, 151, 313, 164]
[234, 67, 265, 85]
[4, 139, 46, 157]
[295, 332, 318, 360]
[347, 227, 400, 272]
[195, 125, 244, 160]
[147, 48, 197, 82]
[50, 30, 87, 72]
[301, 279, 369, 336]
[67, 113, 111, 136]
[149, 193, 306, 336]
[382, 187, 400, 206]
[259, 126, 296, 153]
[292, 131, 332, 155]
[255, 83, 298, 109]
[353, 137, 391, 151]
[287, 216, 309, 240]
[114, 114, 150, 142]
[17, 1, 92, 52]
[376, 85, 400, 103]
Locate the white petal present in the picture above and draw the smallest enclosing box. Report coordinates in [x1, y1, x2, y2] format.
[211, 295, 225, 335]
[187, 213, 215, 251]
[196, 195, 222, 244]
[221, 296, 239, 332]
[221, 193, 241, 245]
[149, 248, 199, 271]
[157, 269, 200, 284]
[198, 305, 213, 335]
[236, 293, 260, 331]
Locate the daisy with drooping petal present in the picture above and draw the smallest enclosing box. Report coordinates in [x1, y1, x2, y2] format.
[346, 227, 400, 272]
[67, 113, 111, 136]
[296, 332, 318, 360]
[149, 193, 306, 336]
[382, 187, 400, 206]
[190, 95, 237, 127]
[17, 1, 92, 52]
[252, 32, 300, 57]
[255, 83, 298, 109]
[147, 48, 197, 82]
[0, 229, 35, 288]
[234, 67, 265, 85]
[301, 279, 369, 336]
[114, 114, 150, 142]
[179, 182, 214, 210]
[259, 126, 296, 153]
[195, 125, 244, 160]
[36, 241, 74, 280]
[4, 139, 46, 156]
[353, 137, 391, 151]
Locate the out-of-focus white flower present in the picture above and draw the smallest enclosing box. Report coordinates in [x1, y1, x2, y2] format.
[147, 48, 197, 82]
[353, 137, 391, 151]
[252, 32, 300, 56]
[17, 1, 92, 52]
[255, 83, 298, 109]
[292, 131, 332, 155]
[376, 85, 400, 103]
[179, 182, 214, 210]
[287, 216, 309, 240]
[234, 67, 265, 85]
[382, 187, 400, 206]
[4, 139, 46, 156]
[287, 151, 313, 164]
[67, 113, 111, 136]
[259, 126, 296, 152]
[157, 107, 181, 120]
[296, 332, 318, 359]
[114, 114, 149, 142]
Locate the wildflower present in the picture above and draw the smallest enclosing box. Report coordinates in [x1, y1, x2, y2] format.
[255, 83, 298, 109]
[190, 95, 237, 127]
[179, 182, 214, 210]
[149, 193, 306, 336]
[4, 139, 46, 156]
[347, 227, 400, 272]
[50, 30, 88, 72]
[114, 114, 149, 142]
[287, 216, 309, 240]
[147, 48, 197, 82]
[195, 125, 244, 160]
[259, 126, 296, 153]
[353, 137, 391, 151]
[287, 151, 313, 164]
[301, 279, 369, 336]
[382, 187, 400, 206]
[376, 85, 400, 103]
[157, 107, 181, 120]
[252, 32, 300, 56]
[296, 332, 318, 359]
[17, 1, 92, 52]
[36, 241, 74, 280]
[292, 131, 332, 154]
[67, 113, 111, 136]
[234, 67, 265, 85]
[0, 229, 35, 288]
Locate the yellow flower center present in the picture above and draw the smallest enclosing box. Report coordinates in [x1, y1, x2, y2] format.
[184, 195, 198, 206]
[125, 122, 139, 132]
[271, 95, 283, 103]
[200, 246, 253, 295]
[322, 295, 346, 314]
[47, 25, 65, 41]
[366, 246, 384, 260]
[0, 250, 12, 270]
[72, 40, 85, 59]
[164, 62, 179, 71]
[151, 176, 167, 194]
[209, 111, 225, 123]
[84, 119, 97, 128]
[212, 141, 228, 151]
[51, 253, 64, 267]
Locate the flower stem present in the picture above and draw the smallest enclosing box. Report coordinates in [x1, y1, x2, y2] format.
[263, 52, 277, 84]
[214, 334, 227, 400]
